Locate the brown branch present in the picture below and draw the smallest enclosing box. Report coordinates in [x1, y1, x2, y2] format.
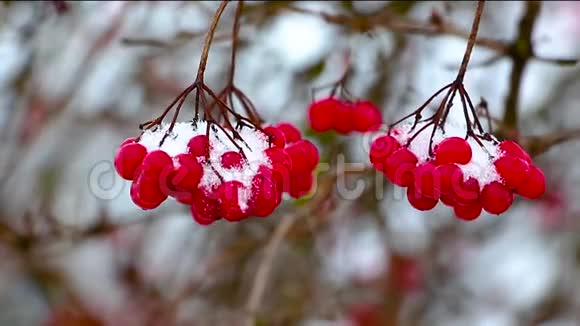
[196, 0, 229, 82]
[455, 0, 485, 84]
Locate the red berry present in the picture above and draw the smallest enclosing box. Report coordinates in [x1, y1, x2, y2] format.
[174, 191, 194, 205]
[130, 172, 167, 210]
[218, 181, 249, 221]
[289, 171, 314, 198]
[369, 135, 400, 171]
[250, 168, 281, 217]
[494, 155, 530, 189]
[286, 140, 319, 172]
[334, 102, 355, 135]
[120, 137, 136, 147]
[170, 153, 203, 191]
[221, 151, 244, 169]
[276, 123, 302, 143]
[515, 165, 545, 199]
[308, 97, 339, 132]
[265, 147, 292, 171]
[407, 186, 438, 211]
[191, 189, 221, 225]
[266, 148, 292, 191]
[434, 163, 463, 195]
[114, 142, 147, 180]
[187, 135, 210, 159]
[454, 201, 482, 221]
[353, 100, 383, 132]
[481, 181, 513, 215]
[140, 150, 173, 177]
[384, 148, 418, 187]
[264, 126, 286, 149]
[435, 137, 472, 165]
[413, 162, 440, 199]
[440, 192, 456, 207]
[453, 177, 480, 206]
[499, 140, 532, 163]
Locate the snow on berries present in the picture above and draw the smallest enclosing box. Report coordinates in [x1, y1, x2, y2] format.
[308, 97, 383, 134]
[114, 121, 319, 225]
[369, 118, 546, 221]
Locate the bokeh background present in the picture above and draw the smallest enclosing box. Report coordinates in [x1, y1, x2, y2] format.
[1, 1, 580, 325]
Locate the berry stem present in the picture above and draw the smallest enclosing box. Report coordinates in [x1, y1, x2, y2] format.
[195, 1, 229, 83]
[455, 0, 485, 84]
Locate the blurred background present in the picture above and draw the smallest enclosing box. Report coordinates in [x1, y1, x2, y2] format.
[1, 1, 580, 325]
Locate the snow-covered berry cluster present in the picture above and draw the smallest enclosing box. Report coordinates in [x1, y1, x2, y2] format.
[308, 97, 383, 134]
[370, 120, 546, 220]
[114, 121, 318, 225]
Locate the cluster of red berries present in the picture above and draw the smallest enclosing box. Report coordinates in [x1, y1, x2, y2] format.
[370, 134, 546, 220]
[114, 122, 319, 225]
[308, 97, 383, 134]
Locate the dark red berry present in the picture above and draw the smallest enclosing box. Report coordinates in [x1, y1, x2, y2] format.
[435, 137, 472, 165]
[187, 135, 210, 159]
[171, 153, 203, 191]
[191, 189, 221, 225]
[264, 126, 286, 149]
[130, 172, 168, 210]
[334, 102, 355, 135]
[265, 147, 292, 171]
[407, 186, 438, 211]
[434, 163, 463, 195]
[413, 162, 441, 199]
[114, 142, 147, 180]
[453, 177, 480, 206]
[308, 97, 339, 132]
[454, 201, 482, 221]
[515, 165, 545, 199]
[219, 181, 249, 221]
[286, 140, 319, 172]
[499, 140, 532, 163]
[384, 148, 418, 187]
[353, 101, 383, 132]
[369, 135, 400, 171]
[221, 151, 244, 169]
[440, 192, 456, 207]
[250, 168, 281, 217]
[120, 137, 136, 147]
[481, 181, 513, 215]
[289, 171, 314, 198]
[494, 155, 530, 189]
[276, 123, 302, 143]
[140, 150, 173, 177]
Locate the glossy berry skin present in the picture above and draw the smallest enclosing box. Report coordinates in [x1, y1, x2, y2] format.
[187, 135, 210, 159]
[191, 189, 221, 225]
[276, 123, 301, 143]
[265, 147, 292, 171]
[353, 101, 383, 132]
[516, 165, 545, 199]
[114, 142, 147, 180]
[494, 155, 530, 189]
[289, 171, 314, 198]
[219, 181, 249, 222]
[264, 126, 286, 149]
[413, 162, 440, 199]
[308, 97, 339, 132]
[499, 140, 532, 163]
[221, 151, 244, 169]
[407, 186, 438, 211]
[435, 137, 472, 165]
[440, 192, 456, 207]
[334, 103, 355, 135]
[434, 163, 463, 195]
[453, 177, 480, 206]
[266, 147, 292, 191]
[170, 154, 203, 191]
[286, 140, 319, 173]
[120, 137, 137, 147]
[384, 148, 418, 187]
[481, 181, 513, 215]
[454, 201, 482, 221]
[250, 168, 281, 217]
[140, 150, 173, 177]
[369, 135, 400, 170]
[130, 170, 168, 210]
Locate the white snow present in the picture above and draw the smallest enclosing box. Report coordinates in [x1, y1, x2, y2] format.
[137, 121, 271, 211]
[390, 117, 501, 189]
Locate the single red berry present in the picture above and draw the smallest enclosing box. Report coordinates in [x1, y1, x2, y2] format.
[265, 147, 292, 171]
[413, 162, 441, 199]
[353, 100, 383, 132]
[289, 171, 314, 198]
[264, 126, 286, 149]
[440, 192, 456, 207]
[453, 177, 480, 206]
[384, 148, 418, 187]
[454, 201, 482, 221]
[434, 163, 463, 195]
[515, 165, 545, 199]
[120, 137, 136, 147]
[250, 168, 281, 217]
[334, 102, 355, 135]
[114, 142, 147, 180]
[187, 135, 210, 159]
[407, 186, 438, 211]
[191, 189, 221, 225]
[435, 137, 472, 165]
[218, 181, 249, 221]
[170, 153, 203, 191]
[494, 155, 530, 189]
[140, 150, 173, 177]
[221, 151, 244, 169]
[276, 123, 302, 143]
[481, 181, 513, 215]
[499, 140, 532, 163]
[286, 140, 319, 172]
[308, 97, 339, 132]
[130, 172, 168, 210]
[369, 135, 400, 171]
